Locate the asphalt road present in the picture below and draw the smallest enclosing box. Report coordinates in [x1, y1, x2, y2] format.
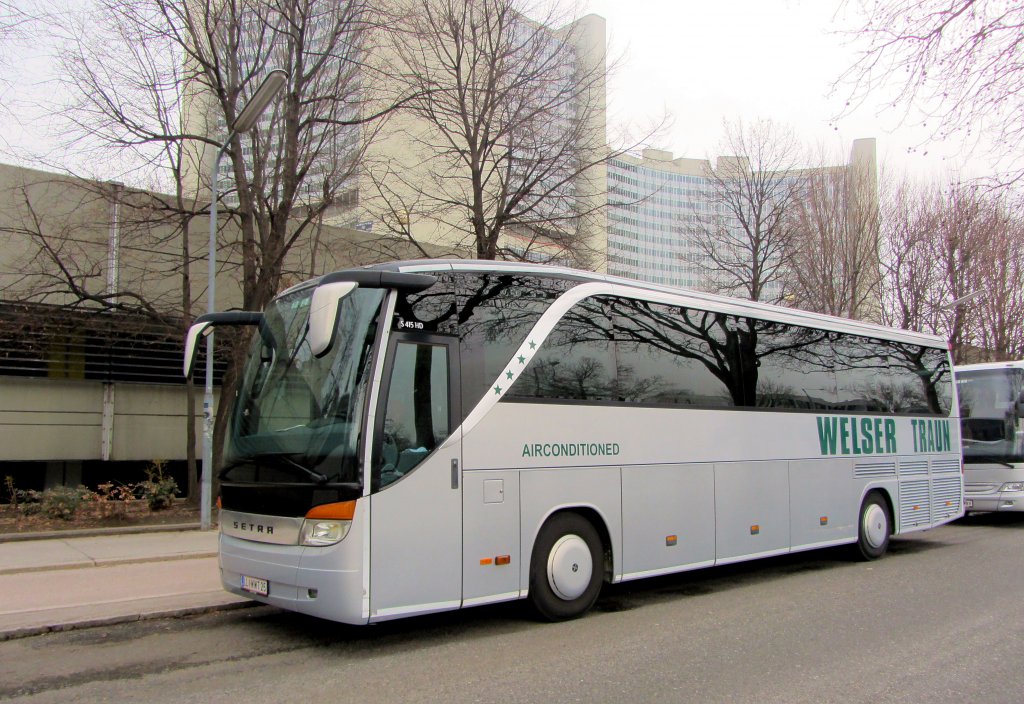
[2, 513, 1024, 704]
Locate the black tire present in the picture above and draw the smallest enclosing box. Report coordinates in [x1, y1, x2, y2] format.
[856, 490, 891, 560]
[528, 512, 604, 621]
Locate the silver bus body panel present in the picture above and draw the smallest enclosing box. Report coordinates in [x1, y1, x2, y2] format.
[368, 435, 463, 622]
[620, 463, 715, 577]
[219, 506, 370, 625]
[462, 469, 522, 602]
[462, 402, 962, 592]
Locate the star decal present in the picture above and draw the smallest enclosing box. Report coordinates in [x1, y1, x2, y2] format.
[517, 355, 526, 364]
[528, 340, 537, 350]
[494, 385, 502, 395]
[506, 370, 514, 380]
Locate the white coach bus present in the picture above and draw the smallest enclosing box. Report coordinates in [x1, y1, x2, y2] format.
[184, 261, 962, 624]
[955, 360, 1024, 512]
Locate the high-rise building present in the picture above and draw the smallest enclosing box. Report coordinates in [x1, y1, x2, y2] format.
[607, 139, 878, 304]
[184, 6, 609, 269]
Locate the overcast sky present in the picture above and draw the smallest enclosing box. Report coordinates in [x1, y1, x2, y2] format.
[585, 0, 989, 179]
[0, 0, 992, 181]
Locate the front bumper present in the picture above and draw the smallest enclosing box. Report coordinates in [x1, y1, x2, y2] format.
[219, 528, 367, 625]
[964, 492, 1024, 512]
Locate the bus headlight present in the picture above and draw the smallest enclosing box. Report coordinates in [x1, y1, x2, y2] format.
[999, 482, 1024, 493]
[300, 500, 356, 546]
[300, 519, 351, 546]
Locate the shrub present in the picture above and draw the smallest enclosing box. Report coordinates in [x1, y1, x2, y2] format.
[4, 475, 15, 508]
[39, 486, 93, 521]
[92, 481, 137, 519]
[140, 461, 178, 511]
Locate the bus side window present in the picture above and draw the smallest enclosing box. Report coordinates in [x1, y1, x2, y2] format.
[378, 342, 450, 488]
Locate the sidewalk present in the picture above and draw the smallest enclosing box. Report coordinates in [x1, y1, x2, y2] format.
[0, 528, 252, 640]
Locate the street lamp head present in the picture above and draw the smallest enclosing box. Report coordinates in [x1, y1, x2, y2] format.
[940, 289, 984, 311]
[232, 69, 289, 135]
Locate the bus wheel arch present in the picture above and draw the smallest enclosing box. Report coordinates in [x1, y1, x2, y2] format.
[527, 509, 609, 621]
[856, 489, 893, 561]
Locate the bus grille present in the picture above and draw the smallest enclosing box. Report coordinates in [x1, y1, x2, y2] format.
[899, 480, 931, 528]
[931, 477, 962, 522]
[898, 459, 929, 476]
[855, 461, 896, 479]
[930, 458, 961, 474]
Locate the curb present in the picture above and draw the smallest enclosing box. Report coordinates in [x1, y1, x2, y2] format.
[0, 551, 219, 577]
[0, 600, 262, 642]
[0, 523, 206, 543]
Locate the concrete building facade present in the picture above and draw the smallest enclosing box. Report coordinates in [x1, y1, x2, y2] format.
[0, 162, 400, 492]
[185, 7, 609, 271]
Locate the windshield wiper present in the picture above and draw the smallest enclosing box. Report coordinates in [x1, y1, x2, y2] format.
[218, 453, 329, 483]
[279, 454, 329, 483]
[280, 456, 327, 482]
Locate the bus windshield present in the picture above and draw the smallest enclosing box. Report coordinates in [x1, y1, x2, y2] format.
[957, 367, 1024, 465]
[222, 285, 385, 486]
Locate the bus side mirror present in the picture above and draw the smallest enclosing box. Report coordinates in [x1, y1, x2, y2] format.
[308, 281, 358, 357]
[183, 311, 264, 378]
[184, 321, 214, 378]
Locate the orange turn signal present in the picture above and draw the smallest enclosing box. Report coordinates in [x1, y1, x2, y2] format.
[305, 501, 357, 520]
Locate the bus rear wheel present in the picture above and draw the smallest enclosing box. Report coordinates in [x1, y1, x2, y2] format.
[528, 513, 603, 621]
[856, 491, 891, 560]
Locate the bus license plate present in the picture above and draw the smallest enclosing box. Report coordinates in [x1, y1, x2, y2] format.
[965, 499, 973, 509]
[241, 575, 269, 596]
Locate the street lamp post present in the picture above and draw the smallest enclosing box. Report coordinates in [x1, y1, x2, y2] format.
[202, 69, 289, 531]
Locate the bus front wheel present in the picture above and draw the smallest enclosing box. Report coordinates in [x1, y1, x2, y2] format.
[528, 513, 603, 621]
[856, 491, 891, 560]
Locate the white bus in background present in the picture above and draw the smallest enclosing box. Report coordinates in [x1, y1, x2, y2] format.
[184, 260, 962, 624]
[955, 360, 1024, 512]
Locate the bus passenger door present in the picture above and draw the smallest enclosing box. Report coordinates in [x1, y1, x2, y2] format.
[369, 334, 462, 621]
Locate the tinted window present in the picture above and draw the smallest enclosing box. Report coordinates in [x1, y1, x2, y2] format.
[888, 343, 951, 415]
[457, 274, 575, 413]
[608, 297, 742, 407]
[507, 297, 616, 401]
[832, 335, 893, 412]
[752, 322, 835, 409]
[829, 336, 950, 416]
[377, 342, 450, 488]
[392, 274, 457, 335]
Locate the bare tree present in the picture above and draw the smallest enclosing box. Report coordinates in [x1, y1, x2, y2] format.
[784, 143, 881, 321]
[839, 0, 1024, 184]
[969, 200, 1024, 360]
[876, 174, 1024, 362]
[685, 119, 803, 303]
[19, 0, 408, 487]
[367, 0, 617, 268]
[0, 0, 44, 138]
[877, 175, 943, 334]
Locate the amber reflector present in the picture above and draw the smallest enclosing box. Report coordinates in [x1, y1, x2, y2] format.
[305, 501, 357, 520]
